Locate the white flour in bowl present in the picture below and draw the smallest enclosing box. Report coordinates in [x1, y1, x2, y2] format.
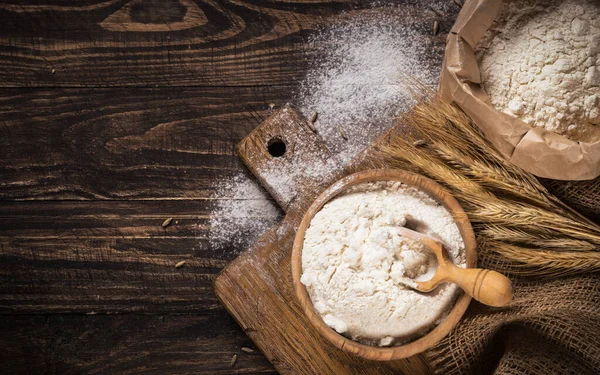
[300, 181, 466, 346]
[477, 0, 600, 142]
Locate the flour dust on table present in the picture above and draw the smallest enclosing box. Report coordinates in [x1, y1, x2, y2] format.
[207, 5, 446, 254]
[206, 173, 282, 254]
[297, 8, 444, 164]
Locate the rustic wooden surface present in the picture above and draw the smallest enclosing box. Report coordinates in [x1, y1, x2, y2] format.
[0, 0, 459, 373]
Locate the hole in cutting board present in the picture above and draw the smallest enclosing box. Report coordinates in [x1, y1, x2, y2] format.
[267, 138, 286, 157]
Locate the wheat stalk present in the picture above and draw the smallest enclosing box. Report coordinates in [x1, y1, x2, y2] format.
[481, 226, 598, 251]
[395, 90, 597, 224]
[429, 143, 554, 208]
[376, 93, 600, 278]
[383, 134, 492, 198]
[385, 135, 598, 237]
[484, 242, 600, 277]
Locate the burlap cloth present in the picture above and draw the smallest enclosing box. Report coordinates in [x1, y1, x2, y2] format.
[541, 178, 600, 221]
[424, 266, 600, 374]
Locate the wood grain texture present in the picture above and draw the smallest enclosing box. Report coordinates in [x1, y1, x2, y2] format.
[0, 86, 288, 200]
[0, 0, 455, 88]
[0, 197, 280, 372]
[0, 314, 276, 374]
[0, 0, 350, 87]
[0, 0, 461, 373]
[0, 84, 284, 371]
[0, 200, 270, 314]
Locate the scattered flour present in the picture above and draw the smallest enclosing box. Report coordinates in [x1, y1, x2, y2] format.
[207, 173, 282, 252]
[298, 8, 444, 164]
[477, 0, 600, 142]
[301, 181, 466, 346]
[207, 4, 452, 253]
[258, 106, 342, 206]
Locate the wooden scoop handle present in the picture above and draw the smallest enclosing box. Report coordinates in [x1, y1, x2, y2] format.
[445, 264, 513, 307]
[396, 226, 513, 307]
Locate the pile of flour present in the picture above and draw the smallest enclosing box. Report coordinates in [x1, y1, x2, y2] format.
[301, 181, 466, 346]
[477, 0, 600, 142]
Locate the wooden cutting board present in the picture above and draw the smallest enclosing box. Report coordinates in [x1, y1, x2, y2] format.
[214, 106, 434, 374]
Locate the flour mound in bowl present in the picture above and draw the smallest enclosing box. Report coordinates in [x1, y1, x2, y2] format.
[300, 181, 466, 347]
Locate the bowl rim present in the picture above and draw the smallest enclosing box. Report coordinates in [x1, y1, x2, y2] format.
[291, 169, 477, 361]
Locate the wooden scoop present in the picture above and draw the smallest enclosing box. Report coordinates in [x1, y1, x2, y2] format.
[397, 227, 513, 307]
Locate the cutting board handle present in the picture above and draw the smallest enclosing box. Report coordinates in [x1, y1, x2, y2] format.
[236, 105, 342, 212]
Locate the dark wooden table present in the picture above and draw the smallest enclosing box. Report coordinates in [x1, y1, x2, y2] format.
[0, 1, 458, 373]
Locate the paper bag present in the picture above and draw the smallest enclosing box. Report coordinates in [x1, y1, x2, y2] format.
[439, 0, 600, 180]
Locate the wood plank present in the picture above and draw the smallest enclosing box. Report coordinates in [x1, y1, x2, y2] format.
[0, 199, 280, 314]
[0, 0, 360, 87]
[0, 1, 457, 88]
[0, 314, 276, 374]
[0, 86, 291, 200]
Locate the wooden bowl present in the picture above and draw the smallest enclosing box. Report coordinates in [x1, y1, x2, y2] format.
[291, 169, 477, 361]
